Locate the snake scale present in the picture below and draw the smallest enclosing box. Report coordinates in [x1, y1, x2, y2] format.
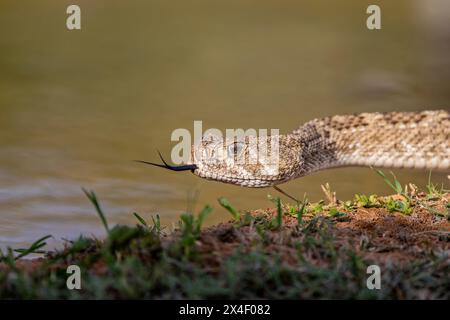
[140, 110, 449, 187]
[188, 110, 449, 187]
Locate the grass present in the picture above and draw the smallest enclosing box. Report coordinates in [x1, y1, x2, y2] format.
[426, 171, 449, 200]
[384, 197, 413, 215]
[354, 194, 379, 208]
[218, 197, 240, 221]
[374, 169, 405, 195]
[178, 205, 213, 257]
[0, 171, 449, 299]
[295, 194, 308, 225]
[270, 197, 283, 230]
[14, 235, 53, 260]
[83, 188, 110, 235]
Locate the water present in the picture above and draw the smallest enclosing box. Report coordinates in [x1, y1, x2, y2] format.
[1, 0, 449, 249]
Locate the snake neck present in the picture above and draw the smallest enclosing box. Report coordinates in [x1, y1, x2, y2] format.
[286, 123, 341, 179]
[289, 110, 450, 175]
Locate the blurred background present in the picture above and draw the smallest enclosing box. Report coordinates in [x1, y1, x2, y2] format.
[0, 0, 449, 249]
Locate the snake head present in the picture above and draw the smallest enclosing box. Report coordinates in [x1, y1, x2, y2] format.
[191, 133, 301, 187]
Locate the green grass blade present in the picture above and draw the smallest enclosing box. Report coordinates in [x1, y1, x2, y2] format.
[82, 188, 110, 235]
[196, 205, 213, 233]
[133, 212, 148, 227]
[218, 197, 240, 221]
[151, 214, 161, 233]
[14, 234, 52, 260]
[374, 169, 396, 192]
[275, 197, 282, 229]
[374, 169, 404, 194]
[297, 196, 308, 225]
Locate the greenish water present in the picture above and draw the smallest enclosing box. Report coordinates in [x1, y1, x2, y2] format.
[0, 0, 449, 249]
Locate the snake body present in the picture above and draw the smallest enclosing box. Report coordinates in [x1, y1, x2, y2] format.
[191, 110, 450, 187]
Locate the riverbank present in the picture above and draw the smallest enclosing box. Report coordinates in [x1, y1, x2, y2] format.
[1, 178, 449, 299]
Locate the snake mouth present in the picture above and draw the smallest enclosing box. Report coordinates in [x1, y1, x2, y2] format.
[135, 151, 197, 172]
[194, 170, 278, 188]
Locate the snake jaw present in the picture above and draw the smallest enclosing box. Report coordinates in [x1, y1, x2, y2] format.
[193, 169, 278, 188]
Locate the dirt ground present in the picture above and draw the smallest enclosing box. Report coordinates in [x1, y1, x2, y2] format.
[2, 192, 449, 299]
[196, 192, 450, 269]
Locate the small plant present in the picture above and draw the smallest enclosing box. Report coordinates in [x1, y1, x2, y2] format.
[311, 201, 324, 214]
[13, 235, 52, 259]
[384, 198, 397, 212]
[354, 194, 379, 208]
[343, 200, 355, 211]
[218, 197, 240, 221]
[268, 197, 283, 230]
[133, 212, 162, 235]
[255, 224, 268, 243]
[426, 171, 448, 200]
[384, 198, 413, 215]
[151, 214, 162, 234]
[179, 205, 213, 257]
[328, 207, 348, 219]
[0, 248, 16, 267]
[374, 169, 404, 195]
[296, 195, 308, 225]
[236, 212, 254, 227]
[275, 197, 283, 228]
[133, 212, 148, 227]
[0, 235, 52, 264]
[105, 225, 149, 255]
[374, 168, 416, 203]
[82, 188, 110, 235]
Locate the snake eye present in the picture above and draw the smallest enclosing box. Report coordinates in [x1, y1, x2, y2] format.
[227, 142, 244, 158]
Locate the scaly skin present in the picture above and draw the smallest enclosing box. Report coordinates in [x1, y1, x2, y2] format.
[191, 110, 450, 187]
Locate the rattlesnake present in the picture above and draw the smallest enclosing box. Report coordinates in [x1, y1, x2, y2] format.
[141, 110, 450, 188]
